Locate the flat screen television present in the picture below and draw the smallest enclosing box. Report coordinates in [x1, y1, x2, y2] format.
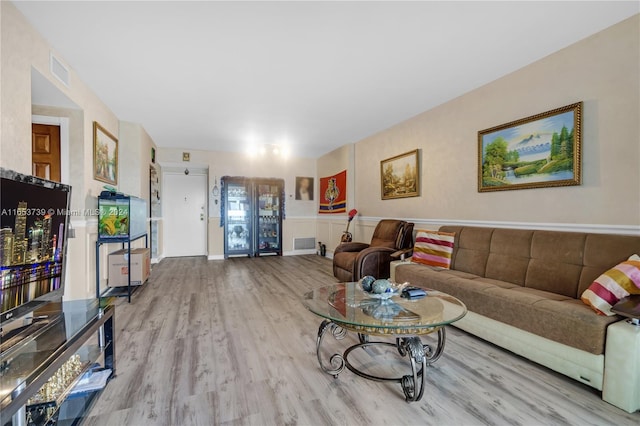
[0, 168, 72, 326]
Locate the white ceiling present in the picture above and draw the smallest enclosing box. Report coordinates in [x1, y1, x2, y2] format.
[13, 1, 639, 158]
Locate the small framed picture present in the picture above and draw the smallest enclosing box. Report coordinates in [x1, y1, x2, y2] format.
[93, 121, 118, 185]
[381, 149, 420, 200]
[295, 176, 314, 200]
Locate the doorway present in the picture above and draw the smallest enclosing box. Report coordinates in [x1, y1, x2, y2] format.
[162, 170, 208, 257]
[32, 123, 61, 181]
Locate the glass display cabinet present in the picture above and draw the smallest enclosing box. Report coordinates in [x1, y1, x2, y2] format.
[222, 177, 283, 258]
[256, 182, 282, 256]
[223, 178, 253, 258]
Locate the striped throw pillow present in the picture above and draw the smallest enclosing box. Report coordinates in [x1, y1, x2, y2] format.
[581, 254, 640, 316]
[410, 230, 455, 269]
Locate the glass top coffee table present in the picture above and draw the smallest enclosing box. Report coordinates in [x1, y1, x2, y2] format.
[302, 282, 467, 402]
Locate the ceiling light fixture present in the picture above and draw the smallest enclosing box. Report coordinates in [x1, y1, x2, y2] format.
[248, 143, 289, 159]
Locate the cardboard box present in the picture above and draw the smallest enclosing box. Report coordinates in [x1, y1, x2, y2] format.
[108, 248, 150, 287]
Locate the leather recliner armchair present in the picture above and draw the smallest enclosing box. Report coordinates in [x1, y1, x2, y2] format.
[332, 219, 414, 282]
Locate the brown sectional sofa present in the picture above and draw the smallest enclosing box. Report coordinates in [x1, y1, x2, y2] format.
[392, 225, 640, 413]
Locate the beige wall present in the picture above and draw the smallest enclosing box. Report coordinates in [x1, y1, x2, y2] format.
[156, 147, 318, 257]
[320, 14, 639, 239]
[119, 121, 155, 202]
[1, 2, 158, 299]
[0, 2, 120, 202]
[119, 122, 156, 257]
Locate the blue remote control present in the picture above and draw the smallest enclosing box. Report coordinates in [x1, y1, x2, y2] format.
[402, 287, 427, 299]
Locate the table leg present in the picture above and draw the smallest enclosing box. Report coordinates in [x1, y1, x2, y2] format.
[396, 327, 446, 402]
[316, 320, 346, 378]
[397, 337, 427, 402]
[316, 324, 448, 402]
[425, 327, 446, 364]
[396, 327, 446, 364]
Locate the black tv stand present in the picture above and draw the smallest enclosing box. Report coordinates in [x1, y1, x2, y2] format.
[0, 317, 51, 355]
[0, 299, 115, 425]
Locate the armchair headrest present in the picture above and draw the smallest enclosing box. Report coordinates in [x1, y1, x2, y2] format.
[370, 220, 412, 249]
[397, 222, 414, 249]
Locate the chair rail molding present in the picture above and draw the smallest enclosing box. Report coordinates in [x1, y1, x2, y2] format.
[317, 216, 639, 236]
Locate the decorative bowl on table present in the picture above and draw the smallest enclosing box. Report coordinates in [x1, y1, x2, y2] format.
[359, 276, 407, 300]
[368, 290, 400, 300]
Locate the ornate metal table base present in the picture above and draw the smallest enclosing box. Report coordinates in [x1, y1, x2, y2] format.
[315, 319, 446, 402]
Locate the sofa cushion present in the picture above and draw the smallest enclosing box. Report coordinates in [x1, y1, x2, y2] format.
[526, 298, 619, 354]
[581, 254, 640, 316]
[436, 269, 482, 281]
[411, 229, 455, 269]
[525, 231, 585, 298]
[441, 226, 493, 276]
[485, 229, 533, 286]
[395, 263, 618, 354]
[470, 277, 519, 290]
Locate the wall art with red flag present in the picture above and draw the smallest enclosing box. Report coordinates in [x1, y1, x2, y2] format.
[318, 170, 346, 214]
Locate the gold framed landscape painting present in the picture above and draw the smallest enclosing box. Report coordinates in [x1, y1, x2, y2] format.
[381, 149, 420, 200]
[93, 121, 118, 185]
[478, 102, 582, 192]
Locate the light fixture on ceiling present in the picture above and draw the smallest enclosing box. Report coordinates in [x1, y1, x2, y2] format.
[249, 143, 289, 159]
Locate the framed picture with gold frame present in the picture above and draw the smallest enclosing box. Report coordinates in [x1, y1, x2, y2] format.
[93, 121, 118, 185]
[478, 102, 582, 192]
[381, 149, 420, 200]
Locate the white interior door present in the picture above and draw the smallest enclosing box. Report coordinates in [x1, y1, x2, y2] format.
[163, 172, 208, 257]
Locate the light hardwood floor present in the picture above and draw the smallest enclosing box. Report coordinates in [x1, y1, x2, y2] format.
[84, 255, 640, 425]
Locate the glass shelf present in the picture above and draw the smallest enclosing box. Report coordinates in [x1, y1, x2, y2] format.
[0, 299, 115, 425]
[223, 177, 283, 257]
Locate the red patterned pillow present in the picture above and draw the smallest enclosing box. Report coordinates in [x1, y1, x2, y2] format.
[411, 230, 455, 269]
[581, 254, 640, 316]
